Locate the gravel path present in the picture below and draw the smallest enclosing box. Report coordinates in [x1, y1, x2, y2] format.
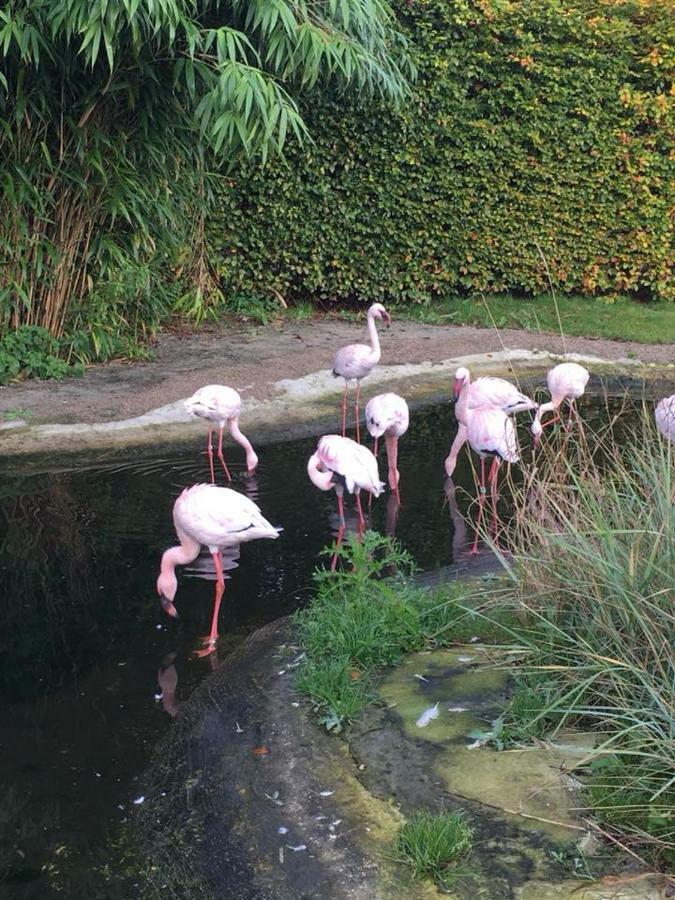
[0, 317, 672, 425]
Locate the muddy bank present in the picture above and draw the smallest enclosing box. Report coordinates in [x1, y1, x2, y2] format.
[133, 617, 665, 900]
[1, 323, 673, 458]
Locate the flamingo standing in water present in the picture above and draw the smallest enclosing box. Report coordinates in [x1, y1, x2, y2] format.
[333, 303, 391, 442]
[156, 484, 280, 656]
[307, 434, 384, 531]
[655, 394, 675, 443]
[531, 363, 590, 445]
[365, 392, 409, 497]
[185, 385, 258, 483]
[445, 367, 536, 476]
[465, 406, 519, 554]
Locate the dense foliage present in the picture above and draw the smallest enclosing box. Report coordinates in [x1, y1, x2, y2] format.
[0, 0, 411, 362]
[211, 0, 675, 306]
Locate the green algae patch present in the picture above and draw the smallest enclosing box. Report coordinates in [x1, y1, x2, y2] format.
[379, 647, 594, 842]
[314, 743, 450, 900]
[515, 879, 662, 899]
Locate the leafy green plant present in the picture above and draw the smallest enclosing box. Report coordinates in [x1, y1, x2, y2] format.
[1, 0, 412, 361]
[394, 810, 472, 884]
[0, 326, 84, 385]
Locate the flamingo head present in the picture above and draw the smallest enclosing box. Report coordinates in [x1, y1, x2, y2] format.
[531, 418, 543, 446]
[369, 303, 391, 327]
[453, 366, 470, 401]
[157, 569, 179, 619]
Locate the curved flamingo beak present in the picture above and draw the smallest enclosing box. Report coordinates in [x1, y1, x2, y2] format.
[382, 310, 392, 327]
[452, 378, 463, 401]
[159, 594, 179, 619]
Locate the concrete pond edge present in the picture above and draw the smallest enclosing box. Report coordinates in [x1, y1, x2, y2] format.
[1, 348, 673, 459]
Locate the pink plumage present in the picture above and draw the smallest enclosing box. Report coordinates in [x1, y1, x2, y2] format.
[466, 407, 519, 465]
[157, 484, 279, 655]
[655, 394, 675, 443]
[532, 363, 590, 440]
[366, 392, 409, 495]
[307, 434, 384, 530]
[185, 384, 258, 482]
[465, 407, 519, 554]
[445, 367, 535, 476]
[332, 303, 391, 442]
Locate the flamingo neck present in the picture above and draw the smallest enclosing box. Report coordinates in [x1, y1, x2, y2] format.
[533, 399, 556, 426]
[229, 417, 258, 472]
[307, 454, 335, 492]
[366, 310, 382, 362]
[456, 378, 471, 425]
[158, 538, 201, 593]
[384, 433, 400, 491]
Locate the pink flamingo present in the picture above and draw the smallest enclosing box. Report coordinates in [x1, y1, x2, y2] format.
[185, 385, 258, 483]
[655, 394, 675, 443]
[307, 434, 384, 531]
[531, 363, 590, 444]
[156, 484, 280, 656]
[445, 367, 536, 476]
[465, 407, 520, 554]
[333, 303, 391, 442]
[365, 392, 409, 497]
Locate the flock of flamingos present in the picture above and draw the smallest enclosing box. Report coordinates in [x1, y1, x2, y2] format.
[156, 303, 675, 656]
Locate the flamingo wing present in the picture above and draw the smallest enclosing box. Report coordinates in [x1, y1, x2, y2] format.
[185, 385, 241, 421]
[547, 363, 589, 401]
[467, 408, 519, 463]
[333, 343, 378, 380]
[468, 377, 536, 413]
[175, 484, 278, 547]
[655, 394, 675, 442]
[365, 393, 409, 437]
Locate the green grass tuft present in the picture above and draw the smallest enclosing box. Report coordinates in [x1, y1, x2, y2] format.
[395, 810, 473, 883]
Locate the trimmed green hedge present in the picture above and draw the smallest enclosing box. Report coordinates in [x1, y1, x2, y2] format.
[209, 0, 674, 304]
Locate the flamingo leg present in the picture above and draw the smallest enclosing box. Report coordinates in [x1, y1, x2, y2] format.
[195, 551, 225, 657]
[336, 487, 346, 528]
[540, 411, 562, 431]
[217, 425, 232, 482]
[341, 383, 349, 437]
[488, 456, 501, 548]
[354, 381, 361, 444]
[355, 490, 366, 530]
[385, 434, 400, 498]
[206, 429, 216, 484]
[331, 525, 345, 572]
[471, 457, 487, 555]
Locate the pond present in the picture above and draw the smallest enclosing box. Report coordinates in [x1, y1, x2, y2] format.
[0, 388, 647, 898]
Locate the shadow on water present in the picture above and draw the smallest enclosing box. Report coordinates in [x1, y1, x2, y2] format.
[0, 387, 656, 898]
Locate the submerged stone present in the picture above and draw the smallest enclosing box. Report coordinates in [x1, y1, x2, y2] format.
[379, 648, 595, 840]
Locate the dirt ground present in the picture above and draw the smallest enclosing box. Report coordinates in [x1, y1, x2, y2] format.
[0, 317, 673, 425]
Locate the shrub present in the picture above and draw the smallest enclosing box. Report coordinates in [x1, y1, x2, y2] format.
[211, 0, 675, 307]
[0, 326, 84, 385]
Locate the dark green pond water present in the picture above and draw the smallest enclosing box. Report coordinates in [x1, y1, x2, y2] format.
[0, 390, 646, 897]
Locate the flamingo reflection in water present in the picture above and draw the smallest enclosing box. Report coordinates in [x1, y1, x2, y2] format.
[156, 484, 280, 657]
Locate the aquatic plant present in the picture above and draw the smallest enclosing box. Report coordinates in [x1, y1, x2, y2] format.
[394, 810, 472, 884]
[493, 407, 675, 869]
[294, 531, 500, 731]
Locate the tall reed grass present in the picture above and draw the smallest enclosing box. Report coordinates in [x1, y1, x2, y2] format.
[496, 406, 674, 869]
